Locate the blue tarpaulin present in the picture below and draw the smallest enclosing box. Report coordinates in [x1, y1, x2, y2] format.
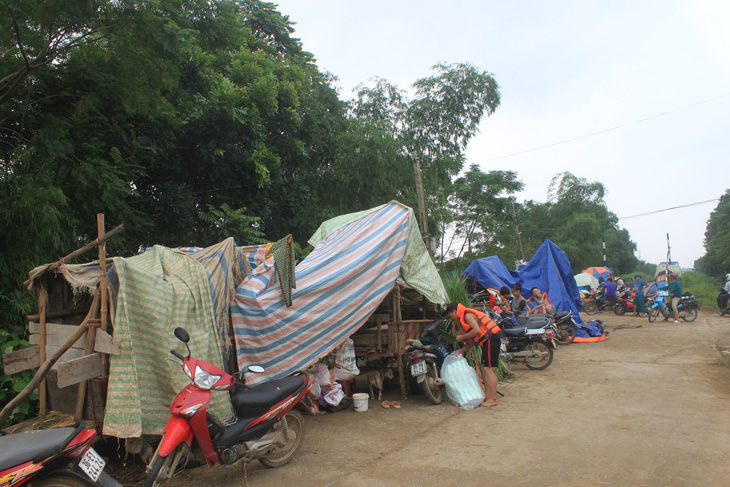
[462, 240, 584, 324]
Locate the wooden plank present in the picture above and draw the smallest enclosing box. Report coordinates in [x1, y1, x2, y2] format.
[94, 330, 120, 355]
[1, 346, 40, 375]
[29, 322, 87, 349]
[57, 353, 102, 388]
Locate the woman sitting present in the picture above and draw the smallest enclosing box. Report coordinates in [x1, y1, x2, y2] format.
[527, 287, 556, 314]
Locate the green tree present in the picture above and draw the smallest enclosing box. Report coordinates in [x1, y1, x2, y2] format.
[446, 165, 524, 260]
[314, 64, 501, 236]
[516, 173, 638, 273]
[695, 189, 730, 277]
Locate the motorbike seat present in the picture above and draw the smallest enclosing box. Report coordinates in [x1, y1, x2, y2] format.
[0, 424, 83, 471]
[524, 315, 551, 328]
[231, 375, 307, 419]
[553, 311, 571, 319]
[502, 327, 529, 337]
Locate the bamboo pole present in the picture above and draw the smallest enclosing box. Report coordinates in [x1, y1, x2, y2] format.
[0, 290, 101, 427]
[74, 214, 107, 421]
[395, 285, 407, 400]
[38, 284, 47, 415]
[23, 224, 125, 289]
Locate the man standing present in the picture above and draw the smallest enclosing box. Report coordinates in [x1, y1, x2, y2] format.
[632, 274, 648, 317]
[446, 302, 501, 407]
[664, 273, 683, 323]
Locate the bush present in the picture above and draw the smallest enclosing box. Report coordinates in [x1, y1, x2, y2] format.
[681, 271, 722, 309]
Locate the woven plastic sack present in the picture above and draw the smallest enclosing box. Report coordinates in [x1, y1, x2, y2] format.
[440, 353, 485, 409]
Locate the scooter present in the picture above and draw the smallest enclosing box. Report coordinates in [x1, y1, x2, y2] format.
[524, 310, 579, 345]
[717, 288, 730, 316]
[144, 327, 312, 487]
[491, 311, 557, 370]
[647, 291, 699, 323]
[582, 289, 616, 315]
[0, 420, 121, 487]
[405, 317, 452, 404]
[612, 289, 636, 316]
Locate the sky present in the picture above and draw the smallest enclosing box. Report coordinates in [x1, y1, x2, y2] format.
[271, 0, 729, 269]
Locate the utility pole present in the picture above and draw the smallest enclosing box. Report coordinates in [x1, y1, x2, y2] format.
[511, 199, 524, 262]
[413, 154, 434, 255]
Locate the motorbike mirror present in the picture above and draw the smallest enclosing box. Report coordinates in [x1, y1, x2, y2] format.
[174, 327, 190, 344]
[248, 365, 265, 374]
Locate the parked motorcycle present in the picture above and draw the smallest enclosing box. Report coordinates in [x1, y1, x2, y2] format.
[612, 289, 636, 316]
[492, 311, 557, 370]
[520, 311, 578, 345]
[647, 291, 699, 323]
[144, 327, 312, 487]
[405, 317, 452, 404]
[582, 290, 616, 315]
[0, 420, 121, 487]
[717, 288, 730, 316]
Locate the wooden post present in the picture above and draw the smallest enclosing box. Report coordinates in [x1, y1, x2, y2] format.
[38, 284, 47, 415]
[23, 224, 124, 289]
[74, 214, 106, 421]
[0, 291, 100, 427]
[395, 286, 407, 400]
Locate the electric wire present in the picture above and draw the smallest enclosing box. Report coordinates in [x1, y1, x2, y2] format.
[618, 199, 719, 220]
[473, 91, 730, 163]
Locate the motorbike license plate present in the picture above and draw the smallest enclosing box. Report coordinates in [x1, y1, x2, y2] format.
[78, 446, 106, 482]
[525, 328, 544, 335]
[410, 361, 427, 377]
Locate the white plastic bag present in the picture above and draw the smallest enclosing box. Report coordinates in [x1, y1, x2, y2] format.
[331, 338, 359, 377]
[323, 382, 344, 406]
[440, 353, 485, 409]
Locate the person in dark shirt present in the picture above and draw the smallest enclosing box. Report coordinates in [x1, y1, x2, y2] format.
[664, 273, 683, 323]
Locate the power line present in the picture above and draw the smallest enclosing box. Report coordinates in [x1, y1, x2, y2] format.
[618, 199, 719, 220]
[473, 91, 730, 163]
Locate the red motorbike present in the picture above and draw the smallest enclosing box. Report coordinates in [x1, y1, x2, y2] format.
[612, 289, 636, 315]
[0, 420, 120, 487]
[144, 327, 312, 487]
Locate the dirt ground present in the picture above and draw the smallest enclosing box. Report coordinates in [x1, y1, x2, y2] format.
[115, 309, 730, 487]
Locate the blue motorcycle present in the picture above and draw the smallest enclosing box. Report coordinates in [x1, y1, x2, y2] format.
[647, 290, 699, 322]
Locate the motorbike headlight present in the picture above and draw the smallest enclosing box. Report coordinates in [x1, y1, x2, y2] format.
[193, 364, 222, 390]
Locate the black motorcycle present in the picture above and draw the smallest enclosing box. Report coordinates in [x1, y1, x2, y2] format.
[523, 310, 579, 345]
[492, 310, 557, 370]
[405, 317, 451, 404]
[718, 288, 730, 316]
[582, 289, 616, 315]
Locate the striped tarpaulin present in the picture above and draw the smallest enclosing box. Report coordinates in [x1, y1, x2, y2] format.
[102, 246, 232, 438]
[231, 202, 447, 385]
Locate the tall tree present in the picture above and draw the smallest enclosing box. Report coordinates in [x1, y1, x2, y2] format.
[516, 173, 638, 273]
[695, 189, 730, 277]
[311, 64, 501, 235]
[445, 165, 523, 260]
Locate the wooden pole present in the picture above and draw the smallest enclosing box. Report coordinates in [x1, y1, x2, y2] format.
[23, 224, 124, 288]
[38, 284, 47, 415]
[511, 199, 524, 262]
[74, 214, 106, 421]
[395, 286, 407, 400]
[0, 290, 100, 427]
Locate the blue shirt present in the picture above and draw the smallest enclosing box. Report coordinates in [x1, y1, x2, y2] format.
[604, 282, 617, 299]
[634, 280, 648, 296]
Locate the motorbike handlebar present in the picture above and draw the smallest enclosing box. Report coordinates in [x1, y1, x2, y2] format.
[170, 349, 185, 360]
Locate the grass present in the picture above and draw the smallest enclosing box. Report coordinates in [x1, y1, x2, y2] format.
[680, 271, 723, 309]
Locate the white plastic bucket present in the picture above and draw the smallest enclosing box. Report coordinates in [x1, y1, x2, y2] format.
[352, 392, 369, 412]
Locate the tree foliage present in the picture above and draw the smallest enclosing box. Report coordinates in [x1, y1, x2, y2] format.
[515, 172, 639, 274]
[695, 189, 730, 277]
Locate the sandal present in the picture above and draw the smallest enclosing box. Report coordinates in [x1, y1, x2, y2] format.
[381, 401, 390, 409]
[390, 401, 401, 409]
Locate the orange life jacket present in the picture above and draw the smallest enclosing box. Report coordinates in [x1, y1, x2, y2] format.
[456, 303, 501, 345]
